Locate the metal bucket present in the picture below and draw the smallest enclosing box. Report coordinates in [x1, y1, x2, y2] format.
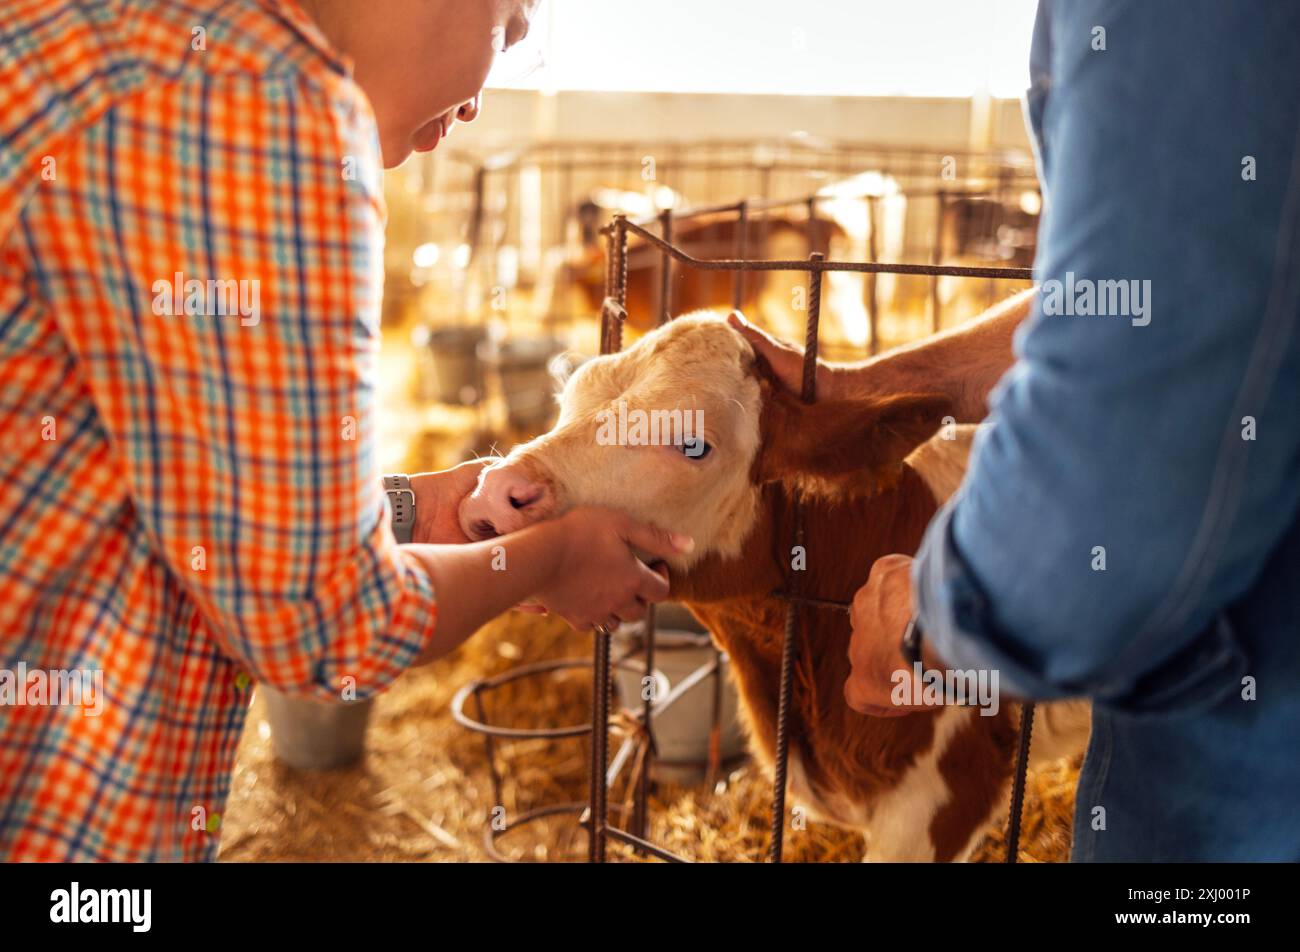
[426, 325, 487, 405]
[480, 336, 564, 431]
[613, 604, 747, 785]
[261, 688, 375, 771]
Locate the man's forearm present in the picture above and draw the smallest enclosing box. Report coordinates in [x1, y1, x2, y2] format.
[830, 288, 1035, 423]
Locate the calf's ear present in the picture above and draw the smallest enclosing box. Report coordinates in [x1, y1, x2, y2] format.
[754, 385, 953, 493]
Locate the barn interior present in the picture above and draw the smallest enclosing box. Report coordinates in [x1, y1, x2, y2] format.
[219, 0, 1079, 863]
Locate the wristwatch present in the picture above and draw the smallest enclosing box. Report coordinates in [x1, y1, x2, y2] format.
[900, 613, 924, 667]
[383, 474, 416, 544]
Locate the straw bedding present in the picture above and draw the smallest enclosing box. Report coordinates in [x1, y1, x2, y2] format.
[219, 610, 1079, 863]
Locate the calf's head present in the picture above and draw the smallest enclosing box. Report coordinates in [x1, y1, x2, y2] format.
[458, 311, 950, 568]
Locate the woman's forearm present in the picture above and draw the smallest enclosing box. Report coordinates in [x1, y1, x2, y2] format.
[405, 520, 564, 663]
[830, 288, 1036, 423]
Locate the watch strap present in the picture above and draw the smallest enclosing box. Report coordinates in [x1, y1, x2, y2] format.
[383, 474, 416, 544]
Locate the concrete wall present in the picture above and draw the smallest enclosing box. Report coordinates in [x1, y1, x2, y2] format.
[435, 88, 1032, 153]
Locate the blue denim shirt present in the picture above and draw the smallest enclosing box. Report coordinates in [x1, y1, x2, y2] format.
[913, 0, 1300, 861]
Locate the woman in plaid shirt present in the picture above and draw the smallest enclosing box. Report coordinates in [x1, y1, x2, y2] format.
[0, 0, 685, 861]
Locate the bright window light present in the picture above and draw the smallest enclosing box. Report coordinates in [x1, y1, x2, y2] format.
[493, 0, 1039, 98]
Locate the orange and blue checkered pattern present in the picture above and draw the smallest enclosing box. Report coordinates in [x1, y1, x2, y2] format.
[0, 0, 438, 860]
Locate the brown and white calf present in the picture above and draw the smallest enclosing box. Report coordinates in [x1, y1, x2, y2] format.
[459, 311, 1088, 861]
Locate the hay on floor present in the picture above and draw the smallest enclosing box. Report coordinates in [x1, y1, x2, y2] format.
[220, 611, 1078, 863]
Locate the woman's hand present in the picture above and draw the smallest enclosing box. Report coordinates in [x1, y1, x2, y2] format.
[409, 460, 490, 544]
[410, 507, 691, 663]
[532, 508, 692, 631]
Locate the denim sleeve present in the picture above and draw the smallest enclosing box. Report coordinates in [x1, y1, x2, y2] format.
[913, 0, 1300, 714]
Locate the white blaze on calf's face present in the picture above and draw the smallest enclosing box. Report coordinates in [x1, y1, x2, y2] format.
[458, 313, 764, 566]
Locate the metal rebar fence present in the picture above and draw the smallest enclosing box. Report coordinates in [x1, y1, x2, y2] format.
[451, 172, 1037, 861]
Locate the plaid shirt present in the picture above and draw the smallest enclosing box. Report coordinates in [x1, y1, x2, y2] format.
[0, 0, 438, 861]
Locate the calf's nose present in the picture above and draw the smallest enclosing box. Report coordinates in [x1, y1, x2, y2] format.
[459, 465, 553, 540]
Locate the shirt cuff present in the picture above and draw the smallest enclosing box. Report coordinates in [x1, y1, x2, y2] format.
[306, 542, 439, 703]
[912, 499, 1250, 715]
[376, 548, 441, 680]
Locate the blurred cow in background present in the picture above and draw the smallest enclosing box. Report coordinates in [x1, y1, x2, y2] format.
[559, 172, 908, 353]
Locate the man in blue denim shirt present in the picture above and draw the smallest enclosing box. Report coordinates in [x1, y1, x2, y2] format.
[742, 0, 1299, 861]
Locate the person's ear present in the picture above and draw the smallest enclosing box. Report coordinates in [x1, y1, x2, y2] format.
[754, 383, 953, 494]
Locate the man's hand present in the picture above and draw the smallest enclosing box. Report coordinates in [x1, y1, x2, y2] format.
[409, 460, 490, 544]
[844, 554, 928, 717]
[727, 311, 840, 399]
[729, 291, 1034, 423]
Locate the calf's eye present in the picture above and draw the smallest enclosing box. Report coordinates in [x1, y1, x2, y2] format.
[681, 437, 712, 459]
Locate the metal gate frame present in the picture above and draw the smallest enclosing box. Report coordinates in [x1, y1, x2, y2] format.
[586, 207, 1034, 863]
[452, 193, 1037, 863]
